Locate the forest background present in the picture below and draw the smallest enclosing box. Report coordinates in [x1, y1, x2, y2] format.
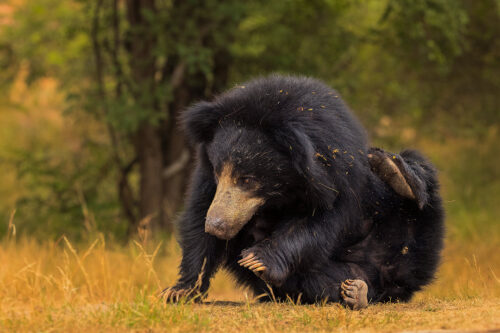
[0, 1, 498, 331]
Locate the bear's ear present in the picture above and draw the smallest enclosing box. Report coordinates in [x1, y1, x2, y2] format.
[272, 125, 338, 208]
[180, 101, 220, 144]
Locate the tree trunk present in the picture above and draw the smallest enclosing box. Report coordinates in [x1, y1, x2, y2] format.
[163, 86, 192, 223]
[126, 0, 167, 232]
[136, 124, 165, 232]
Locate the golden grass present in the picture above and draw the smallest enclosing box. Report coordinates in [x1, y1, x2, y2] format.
[1, 233, 499, 332]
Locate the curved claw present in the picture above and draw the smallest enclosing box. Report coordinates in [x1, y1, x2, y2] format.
[161, 287, 194, 303]
[160, 288, 171, 300]
[238, 252, 267, 272]
[248, 262, 265, 270]
[162, 288, 178, 302]
[242, 258, 261, 268]
[238, 253, 256, 265]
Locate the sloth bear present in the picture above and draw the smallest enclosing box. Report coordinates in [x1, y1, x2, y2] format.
[162, 75, 444, 309]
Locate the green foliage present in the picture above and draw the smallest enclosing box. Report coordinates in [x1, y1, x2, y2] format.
[231, 0, 355, 78]
[0, 0, 498, 240]
[2, 115, 126, 240]
[379, 0, 468, 72]
[3, 1, 90, 84]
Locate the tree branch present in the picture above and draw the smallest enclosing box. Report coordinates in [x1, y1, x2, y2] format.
[91, 0, 105, 97]
[112, 0, 123, 96]
[169, 61, 186, 90]
[120, 157, 139, 229]
[163, 149, 190, 179]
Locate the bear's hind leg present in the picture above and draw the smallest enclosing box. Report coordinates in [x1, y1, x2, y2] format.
[284, 262, 373, 310]
[368, 148, 419, 203]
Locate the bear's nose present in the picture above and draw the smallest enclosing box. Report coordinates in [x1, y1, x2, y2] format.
[205, 216, 230, 239]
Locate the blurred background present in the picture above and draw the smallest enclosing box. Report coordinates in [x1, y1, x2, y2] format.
[0, 0, 498, 243]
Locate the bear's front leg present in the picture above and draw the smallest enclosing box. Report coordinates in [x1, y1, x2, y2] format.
[162, 228, 224, 303]
[162, 149, 225, 303]
[238, 211, 347, 287]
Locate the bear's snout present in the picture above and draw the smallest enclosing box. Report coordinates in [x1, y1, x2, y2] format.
[205, 164, 264, 240]
[205, 215, 232, 240]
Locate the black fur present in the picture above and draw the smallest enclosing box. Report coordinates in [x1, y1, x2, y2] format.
[168, 75, 445, 305]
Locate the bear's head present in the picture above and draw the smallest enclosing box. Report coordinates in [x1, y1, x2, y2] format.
[182, 109, 341, 240]
[202, 125, 303, 239]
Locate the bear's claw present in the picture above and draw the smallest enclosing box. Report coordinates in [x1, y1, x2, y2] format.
[340, 279, 368, 310]
[238, 252, 267, 273]
[161, 287, 201, 303]
[238, 253, 255, 265]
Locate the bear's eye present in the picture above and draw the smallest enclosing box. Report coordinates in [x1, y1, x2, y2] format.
[237, 176, 258, 188]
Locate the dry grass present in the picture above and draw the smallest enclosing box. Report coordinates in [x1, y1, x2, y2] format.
[1, 233, 499, 332]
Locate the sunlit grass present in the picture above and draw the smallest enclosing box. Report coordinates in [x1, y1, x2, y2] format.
[1, 223, 499, 332]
